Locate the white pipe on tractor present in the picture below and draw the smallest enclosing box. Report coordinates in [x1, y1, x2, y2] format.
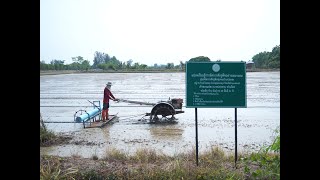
[75, 105, 102, 122]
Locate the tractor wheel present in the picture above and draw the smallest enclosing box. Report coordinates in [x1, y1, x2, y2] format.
[150, 104, 175, 123]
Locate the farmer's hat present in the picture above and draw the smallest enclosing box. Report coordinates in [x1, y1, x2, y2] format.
[106, 82, 112, 87]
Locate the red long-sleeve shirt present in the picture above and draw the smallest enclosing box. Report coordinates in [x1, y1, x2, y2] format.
[103, 87, 115, 103]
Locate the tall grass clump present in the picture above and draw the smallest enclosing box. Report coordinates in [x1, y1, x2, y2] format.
[40, 156, 78, 180]
[41, 143, 282, 179]
[40, 113, 57, 146]
[104, 147, 128, 161]
[106, 147, 245, 179]
[240, 127, 280, 179]
[131, 148, 171, 163]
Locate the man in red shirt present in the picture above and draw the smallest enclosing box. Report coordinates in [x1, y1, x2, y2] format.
[102, 82, 118, 121]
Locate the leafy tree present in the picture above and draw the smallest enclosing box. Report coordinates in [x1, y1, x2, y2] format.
[106, 63, 116, 70]
[97, 63, 107, 70]
[267, 61, 280, 68]
[93, 51, 105, 67]
[69, 62, 81, 70]
[252, 45, 280, 69]
[189, 56, 211, 62]
[180, 61, 185, 70]
[133, 62, 140, 69]
[119, 62, 126, 69]
[50, 59, 65, 70]
[166, 63, 174, 69]
[82, 60, 91, 71]
[252, 51, 270, 68]
[127, 59, 133, 69]
[104, 54, 111, 64]
[71, 56, 91, 70]
[140, 64, 147, 69]
[268, 45, 280, 68]
[72, 56, 85, 64]
[110, 56, 121, 67]
[40, 61, 48, 70]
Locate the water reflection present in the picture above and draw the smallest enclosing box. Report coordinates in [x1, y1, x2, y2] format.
[148, 124, 184, 140]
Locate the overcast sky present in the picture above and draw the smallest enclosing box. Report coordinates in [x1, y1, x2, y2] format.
[40, 0, 279, 66]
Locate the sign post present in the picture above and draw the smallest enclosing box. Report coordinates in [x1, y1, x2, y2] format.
[235, 108, 237, 165]
[186, 61, 246, 166]
[195, 108, 198, 166]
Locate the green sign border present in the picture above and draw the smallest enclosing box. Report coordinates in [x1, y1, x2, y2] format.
[185, 61, 247, 108]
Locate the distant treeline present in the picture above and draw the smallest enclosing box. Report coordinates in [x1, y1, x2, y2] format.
[40, 53, 184, 71]
[251, 45, 280, 69]
[40, 45, 279, 71]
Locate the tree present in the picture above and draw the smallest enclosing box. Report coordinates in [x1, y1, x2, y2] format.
[110, 56, 121, 67]
[106, 63, 116, 70]
[104, 53, 111, 64]
[252, 51, 270, 68]
[166, 63, 174, 69]
[127, 59, 133, 69]
[188, 56, 211, 62]
[69, 62, 81, 70]
[50, 59, 65, 70]
[268, 45, 280, 68]
[93, 51, 105, 67]
[82, 60, 91, 71]
[120, 62, 126, 69]
[40, 61, 48, 70]
[252, 45, 280, 69]
[140, 64, 147, 69]
[133, 62, 140, 69]
[72, 56, 85, 64]
[97, 63, 107, 70]
[179, 61, 185, 70]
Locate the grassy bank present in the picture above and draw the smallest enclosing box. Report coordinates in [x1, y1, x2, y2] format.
[40, 114, 72, 146]
[40, 111, 280, 179]
[40, 147, 279, 179]
[40, 134, 280, 180]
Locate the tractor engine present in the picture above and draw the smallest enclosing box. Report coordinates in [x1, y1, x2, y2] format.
[169, 98, 183, 109]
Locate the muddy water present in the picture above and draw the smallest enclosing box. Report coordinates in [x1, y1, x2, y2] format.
[40, 72, 280, 158]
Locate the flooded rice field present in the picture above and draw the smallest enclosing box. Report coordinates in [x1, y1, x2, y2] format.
[40, 72, 280, 158]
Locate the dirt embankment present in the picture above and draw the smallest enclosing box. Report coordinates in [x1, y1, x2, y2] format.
[40, 133, 73, 147]
[40, 70, 80, 76]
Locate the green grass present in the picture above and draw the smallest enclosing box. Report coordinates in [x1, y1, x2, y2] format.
[40, 126, 280, 179]
[40, 113, 72, 146]
[238, 127, 280, 179]
[41, 145, 280, 179]
[40, 113, 56, 146]
[40, 125, 57, 146]
[104, 147, 128, 161]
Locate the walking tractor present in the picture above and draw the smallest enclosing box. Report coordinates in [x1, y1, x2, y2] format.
[74, 98, 185, 128]
[119, 98, 185, 123]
